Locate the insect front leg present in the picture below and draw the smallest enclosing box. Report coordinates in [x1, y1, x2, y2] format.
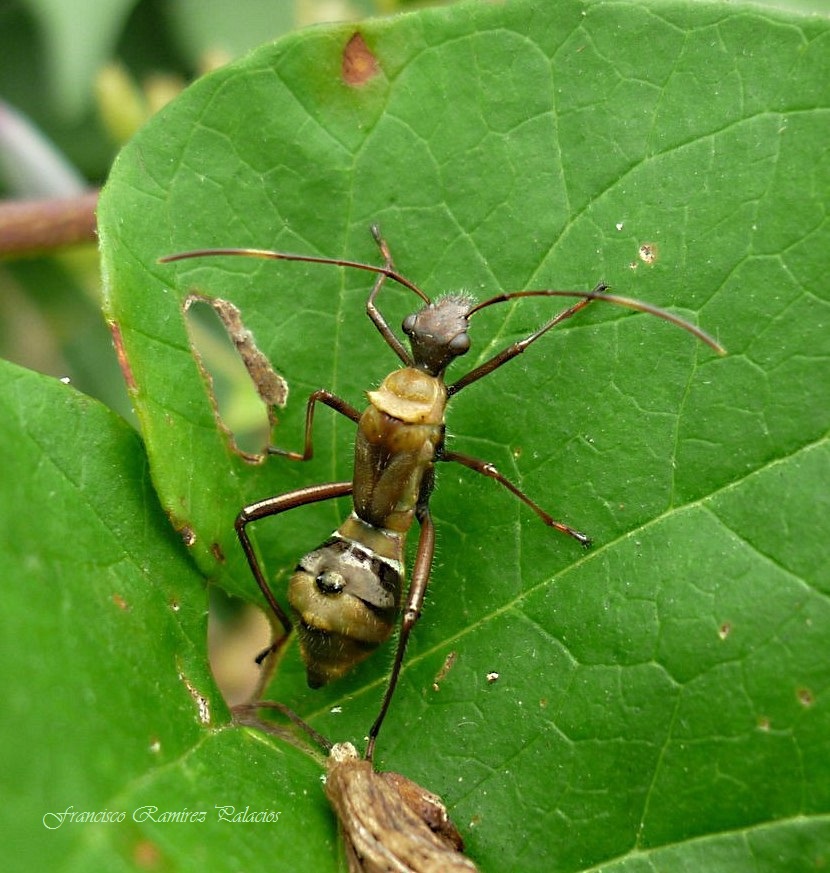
[235, 481, 354, 640]
[366, 503, 436, 761]
[440, 449, 591, 547]
[364, 225, 414, 366]
[448, 292, 602, 395]
[268, 390, 361, 461]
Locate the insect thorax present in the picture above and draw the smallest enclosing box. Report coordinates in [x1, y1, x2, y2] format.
[355, 367, 446, 532]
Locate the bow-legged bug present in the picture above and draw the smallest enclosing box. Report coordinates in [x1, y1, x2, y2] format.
[162, 227, 724, 759]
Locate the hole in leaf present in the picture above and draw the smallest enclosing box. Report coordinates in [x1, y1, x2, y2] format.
[184, 295, 288, 459]
[208, 587, 273, 708]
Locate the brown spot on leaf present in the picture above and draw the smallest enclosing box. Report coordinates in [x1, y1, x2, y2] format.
[432, 650, 457, 691]
[179, 525, 196, 547]
[177, 661, 211, 724]
[638, 242, 658, 265]
[718, 621, 732, 640]
[211, 541, 226, 563]
[342, 33, 379, 87]
[797, 687, 814, 707]
[132, 838, 163, 869]
[112, 593, 130, 611]
[109, 321, 136, 391]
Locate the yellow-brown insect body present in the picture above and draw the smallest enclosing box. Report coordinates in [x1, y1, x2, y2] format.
[289, 367, 449, 687]
[358, 368, 447, 532]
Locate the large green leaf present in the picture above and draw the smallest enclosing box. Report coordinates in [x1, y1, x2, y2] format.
[0, 359, 334, 872]
[95, 0, 828, 870]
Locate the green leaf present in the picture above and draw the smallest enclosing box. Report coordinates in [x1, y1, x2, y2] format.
[0, 359, 334, 872]
[96, 0, 829, 870]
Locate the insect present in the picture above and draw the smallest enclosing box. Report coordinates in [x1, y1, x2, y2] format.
[235, 701, 479, 872]
[162, 227, 724, 759]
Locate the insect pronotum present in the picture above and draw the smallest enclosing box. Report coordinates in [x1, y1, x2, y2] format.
[161, 226, 725, 759]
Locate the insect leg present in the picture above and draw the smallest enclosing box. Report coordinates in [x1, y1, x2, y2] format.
[268, 390, 361, 461]
[365, 225, 416, 367]
[447, 293, 600, 395]
[365, 504, 436, 761]
[234, 700, 333, 753]
[440, 449, 591, 547]
[235, 481, 354, 637]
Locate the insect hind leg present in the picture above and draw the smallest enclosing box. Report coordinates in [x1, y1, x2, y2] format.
[440, 449, 591, 547]
[365, 503, 436, 761]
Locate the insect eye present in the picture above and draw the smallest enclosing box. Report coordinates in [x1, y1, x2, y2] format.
[449, 333, 470, 355]
[401, 314, 417, 335]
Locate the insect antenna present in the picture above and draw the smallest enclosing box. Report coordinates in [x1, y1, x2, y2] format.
[159, 246, 431, 305]
[468, 287, 726, 354]
[160, 236, 434, 365]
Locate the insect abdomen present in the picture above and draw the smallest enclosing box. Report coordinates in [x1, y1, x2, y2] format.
[288, 532, 404, 687]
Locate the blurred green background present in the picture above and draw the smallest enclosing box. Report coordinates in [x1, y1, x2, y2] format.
[0, 0, 448, 425]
